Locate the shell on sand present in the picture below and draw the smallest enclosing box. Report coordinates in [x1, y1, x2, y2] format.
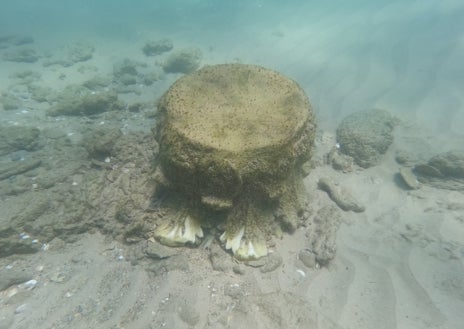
[399, 167, 420, 189]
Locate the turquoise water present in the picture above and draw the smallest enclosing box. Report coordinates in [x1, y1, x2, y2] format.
[2, 0, 463, 133]
[1, 1, 463, 328]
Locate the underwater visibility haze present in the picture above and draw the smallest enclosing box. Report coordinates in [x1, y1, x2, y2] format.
[0, 1, 463, 328]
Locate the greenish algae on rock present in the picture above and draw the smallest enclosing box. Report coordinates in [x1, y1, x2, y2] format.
[153, 63, 316, 260]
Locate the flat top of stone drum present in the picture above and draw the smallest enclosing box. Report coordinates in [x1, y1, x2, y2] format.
[161, 64, 310, 152]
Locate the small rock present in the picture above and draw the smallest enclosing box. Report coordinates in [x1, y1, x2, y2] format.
[305, 206, 340, 266]
[83, 128, 122, 160]
[224, 283, 244, 298]
[399, 167, 420, 189]
[42, 42, 93, 67]
[162, 48, 202, 74]
[0, 270, 33, 291]
[318, 177, 365, 212]
[142, 38, 173, 56]
[414, 164, 443, 178]
[0, 159, 42, 181]
[209, 243, 233, 272]
[232, 265, 245, 275]
[144, 240, 179, 259]
[326, 147, 353, 172]
[245, 258, 266, 268]
[298, 249, 317, 269]
[18, 279, 37, 290]
[0, 95, 21, 111]
[2, 48, 39, 63]
[177, 300, 200, 327]
[0, 125, 42, 156]
[395, 150, 416, 166]
[14, 304, 27, 315]
[113, 58, 138, 77]
[260, 253, 283, 273]
[50, 272, 67, 283]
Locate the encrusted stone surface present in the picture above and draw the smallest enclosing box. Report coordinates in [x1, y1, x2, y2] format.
[153, 63, 316, 260]
[336, 109, 398, 168]
[414, 150, 464, 190]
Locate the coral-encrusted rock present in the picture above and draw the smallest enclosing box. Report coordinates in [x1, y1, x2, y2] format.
[0, 126, 41, 156]
[414, 150, 464, 190]
[336, 109, 398, 168]
[162, 48, 202, 74]
[153, 63, 316, 260]
[142, 38, 173, 56]
[47, 85, 123, 116]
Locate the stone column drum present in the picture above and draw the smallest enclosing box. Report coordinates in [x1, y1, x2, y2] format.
[153, 63, 315, 260]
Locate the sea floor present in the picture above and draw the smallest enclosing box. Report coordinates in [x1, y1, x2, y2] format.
[1, 2, 464, 328]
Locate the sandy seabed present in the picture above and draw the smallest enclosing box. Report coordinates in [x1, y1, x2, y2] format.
[1, 2, 464, 329]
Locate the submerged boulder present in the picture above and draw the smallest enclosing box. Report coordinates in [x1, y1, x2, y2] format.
[336, 109, 398, 168]
[0, 126, 41, 156]
[161, 48, 202, 74]
[142, 38, 173, 56]
[414, 150, 464, 190]
[153, 63, 316, 260]
[47, 85, 123, 116]
[2, 47, 39, 63]
[43, 41, 94, 67]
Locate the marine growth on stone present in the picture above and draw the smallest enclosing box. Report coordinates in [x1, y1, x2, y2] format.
[152, 63, 316, 260]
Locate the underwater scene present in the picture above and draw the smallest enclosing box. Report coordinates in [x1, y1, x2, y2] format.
[0, 0, 463, 328]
